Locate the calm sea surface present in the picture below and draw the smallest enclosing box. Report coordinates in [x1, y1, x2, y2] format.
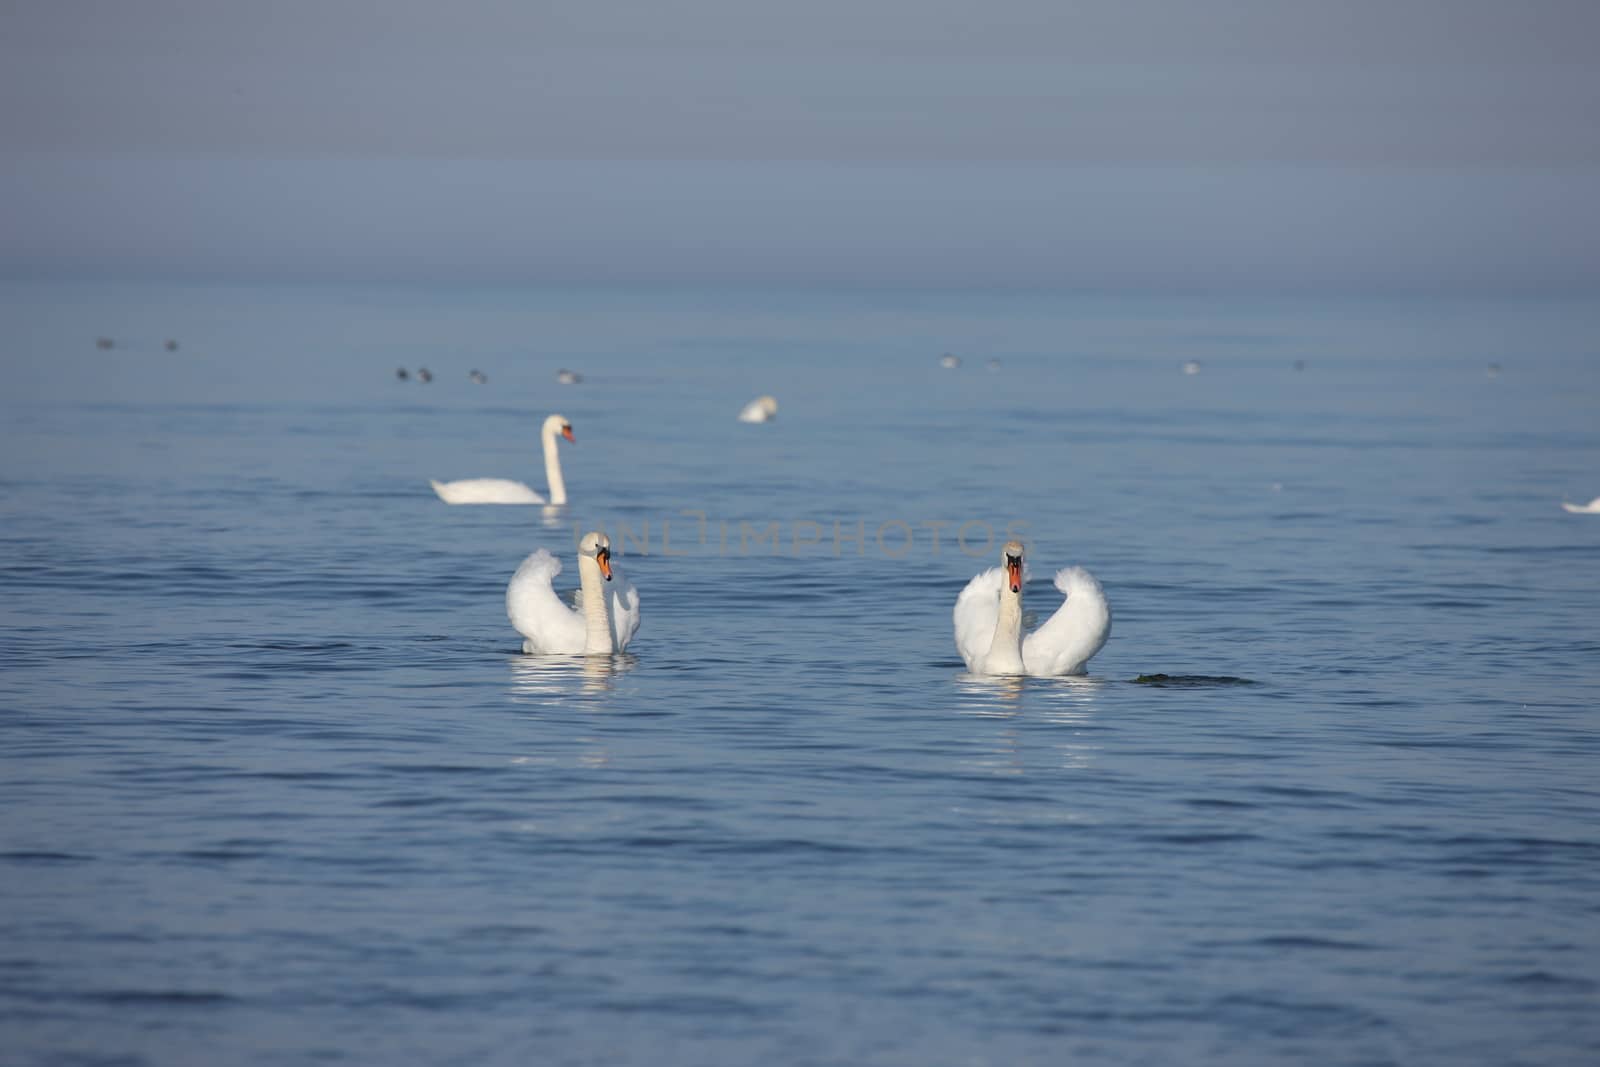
[3, 283, 1599, 1065]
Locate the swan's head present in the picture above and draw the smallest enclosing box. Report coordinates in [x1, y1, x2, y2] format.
[579, 531, 613, 581]
[1001, 540, 1024, 594]
[544, 413, 575, 443]
[757, 395, 779, 416]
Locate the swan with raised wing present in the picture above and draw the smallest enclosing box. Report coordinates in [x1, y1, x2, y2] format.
[508, 532, 640, 655]
[954, 541, 1110, 676]
[431, 413, 574, 505]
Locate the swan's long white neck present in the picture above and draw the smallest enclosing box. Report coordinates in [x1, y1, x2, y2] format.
[986, 583, 1026, 674]
[577, 556, 612, 653]
[542, 424, 567, 505]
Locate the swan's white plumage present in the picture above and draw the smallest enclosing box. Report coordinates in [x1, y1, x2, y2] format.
[506, 547, 639, 655]
[738, 395, 779, 423]
[1021, 567, 1111, 676]
[954, 562, 1110, 677]
[1561, 496, 1600, 514]
[600, 574, 641, 652]
[432, 478, 545, 505]
[507, 550, 583, 651]
[954, 565, 1009, 672]
[432, 413, 572, 505]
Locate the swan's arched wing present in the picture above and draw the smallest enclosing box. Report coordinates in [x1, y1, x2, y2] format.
[953, 567, 1004, 671]
[606, 567, 641, 652]
[1023, 566, 1111, 677]
[433, 478, 545, 505]
[506, 549, 584, 653]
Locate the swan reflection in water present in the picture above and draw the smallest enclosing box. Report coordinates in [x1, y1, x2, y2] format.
[508, 653, 637, 703]
[954, 672, 1103, 714]
[955, 672, 1028, 711]
[954, 673, 1106, 775]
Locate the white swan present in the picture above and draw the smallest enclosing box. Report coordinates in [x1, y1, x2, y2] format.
[431, 413, 574, 505]
[508, 532, 640, 655]
[954, 540, 1110, 677]
[738, 395, 779, 423]
[1562, 497, 1600, 514]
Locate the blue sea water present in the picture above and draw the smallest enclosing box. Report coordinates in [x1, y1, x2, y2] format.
[2, 282, 1599, 1065]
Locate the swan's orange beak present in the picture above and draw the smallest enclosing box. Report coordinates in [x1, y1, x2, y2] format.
[596, 546, 612, 581]
[562, 425, 575, 443]
[1006, 557, 1022, 593]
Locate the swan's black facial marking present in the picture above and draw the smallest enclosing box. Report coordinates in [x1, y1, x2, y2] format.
[561, 424, 575, 443]
[596, 545, 612, 581]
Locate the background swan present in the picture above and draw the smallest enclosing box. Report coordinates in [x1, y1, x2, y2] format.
[954, 540, 1110, 677]
[738, 395, 779, 423]
[431, 413, 574, 505]
[1562, 496, 1600, 514]
[508, 532, 640, 655]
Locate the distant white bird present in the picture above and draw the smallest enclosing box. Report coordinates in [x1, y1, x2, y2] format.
[1182, 360, 1202, 375]
[431, 413, 574, 505]
[954, 541, 1111, 677]
[508, 532, 640, 655]
[1561, 497, 1600, 514]
[556, 368, 583, 385]
[738, 395, 779, 423]
[939, 353, 961, 369]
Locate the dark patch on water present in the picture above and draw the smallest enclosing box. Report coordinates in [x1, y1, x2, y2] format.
[178, 848, 270, 862]
[1244, 936, 1376, 952]
[1130, 674, 1258, 687]
[1144, 831, 1260, 846]
[595, 993, 776, 1018]
[83, 990, 235, 1006]
[1500, 970, 1598, 993]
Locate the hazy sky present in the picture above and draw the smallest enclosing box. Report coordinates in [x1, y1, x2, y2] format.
[3, 1, 1598, 290]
